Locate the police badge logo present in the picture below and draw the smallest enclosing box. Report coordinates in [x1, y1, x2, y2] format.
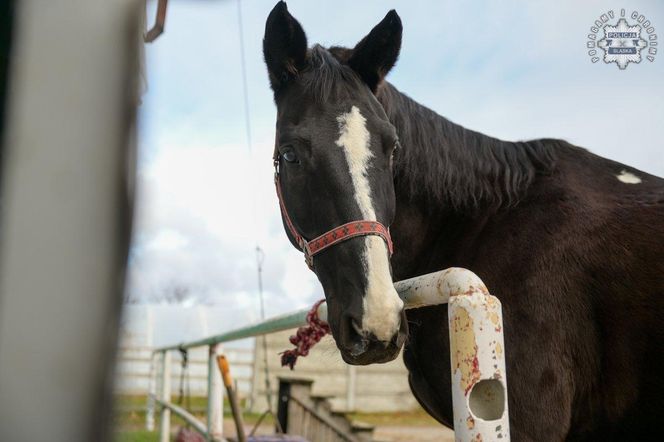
[587, 9, 657, 70]
[597, 19, 647, 69]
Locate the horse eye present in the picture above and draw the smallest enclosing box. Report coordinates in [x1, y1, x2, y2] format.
[282, 151, 298, 163]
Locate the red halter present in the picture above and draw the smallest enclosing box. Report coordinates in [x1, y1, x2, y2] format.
[274, 157, 394, 270]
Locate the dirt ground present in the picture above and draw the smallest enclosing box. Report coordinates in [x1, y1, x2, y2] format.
[371, 425, 455, 442]
[226, 420, 455, 442]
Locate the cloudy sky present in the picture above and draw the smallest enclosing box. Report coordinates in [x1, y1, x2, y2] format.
[126, 0, 664, 329]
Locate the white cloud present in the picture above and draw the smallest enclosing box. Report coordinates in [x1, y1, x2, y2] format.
[126, 136, 323, 322]
[146, 229, 189, 251]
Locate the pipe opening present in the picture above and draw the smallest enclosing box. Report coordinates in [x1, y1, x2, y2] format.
[468, 379, 505, 421]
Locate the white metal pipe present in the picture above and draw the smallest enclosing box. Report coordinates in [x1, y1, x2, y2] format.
[146, 352, 157, 431]
[394, 266, 487, 307]
[159, 352, 171, 442]
[206, 344, 224, 441]
[346, 365, 357, 411]
[447, 269, 510, 442]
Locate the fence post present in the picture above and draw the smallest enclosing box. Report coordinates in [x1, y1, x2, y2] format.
[159, 351, 171, 442]
[207, 344, 224, 441]
[346, 365, 356, 411]
[146, 352, 157, 431]
[0, 1, 139, 440]
[448, 275, 510, 442]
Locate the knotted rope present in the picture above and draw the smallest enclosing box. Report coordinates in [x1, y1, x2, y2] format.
[280, 299, 330, 369]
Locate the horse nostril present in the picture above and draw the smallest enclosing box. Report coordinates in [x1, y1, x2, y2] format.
[350, 319, 365, 337]
[342, 316, 370, 356]
[349, 338, 369, 357]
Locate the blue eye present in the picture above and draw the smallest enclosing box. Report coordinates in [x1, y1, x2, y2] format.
[282, 150, 298, 163]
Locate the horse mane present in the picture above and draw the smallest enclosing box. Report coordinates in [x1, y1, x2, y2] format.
[378, 83, 560, 209]
[304, 45, 560, 209]
[301, 45, 363, 103]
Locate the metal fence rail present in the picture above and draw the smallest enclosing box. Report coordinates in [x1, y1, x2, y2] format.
[146, 268, 511, 442]
[154, 307, 326, 353]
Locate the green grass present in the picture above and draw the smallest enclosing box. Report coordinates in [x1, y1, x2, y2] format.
[114, 429, 159, 442]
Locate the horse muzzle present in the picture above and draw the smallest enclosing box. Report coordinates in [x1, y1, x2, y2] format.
[338, 309, 408, 365]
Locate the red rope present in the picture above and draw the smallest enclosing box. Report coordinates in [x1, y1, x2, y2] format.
[280, 299, 330, 369]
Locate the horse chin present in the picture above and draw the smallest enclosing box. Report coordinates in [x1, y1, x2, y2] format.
[339, 341, 402, 366]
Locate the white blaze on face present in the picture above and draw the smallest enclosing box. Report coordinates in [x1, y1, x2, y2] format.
[335, 106, 403, 342]
[616, 170, 642, 184]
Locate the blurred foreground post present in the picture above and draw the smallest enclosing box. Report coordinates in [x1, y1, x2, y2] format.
[0, 0, 140, 441]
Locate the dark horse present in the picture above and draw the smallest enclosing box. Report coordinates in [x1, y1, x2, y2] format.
[263, 3, 664, 440]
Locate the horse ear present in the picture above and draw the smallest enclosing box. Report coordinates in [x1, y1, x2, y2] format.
[348, 10, 402, 93]
[263, 1, 308, 92]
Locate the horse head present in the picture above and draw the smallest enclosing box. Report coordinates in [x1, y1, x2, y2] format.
[263, 1, 406, 365]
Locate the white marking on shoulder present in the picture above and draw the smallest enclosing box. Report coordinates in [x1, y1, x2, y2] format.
[336, 106, 403, 342]
[617, 170, 642, 184]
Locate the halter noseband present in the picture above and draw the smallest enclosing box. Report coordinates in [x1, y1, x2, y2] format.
[273, 156, 394, 270]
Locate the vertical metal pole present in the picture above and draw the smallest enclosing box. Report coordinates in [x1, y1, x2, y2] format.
[159, 352, 171, 442]
[146, 307, 156, 431]
[448, 278, 510, 442]
[207, 344, 223, 441]
[346, 365, 356, 411]
[146, 352, 157, 431]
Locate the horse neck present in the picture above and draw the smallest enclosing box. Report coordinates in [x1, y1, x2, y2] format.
[377, 82, 500, 210]
[375, 83, 555, 276]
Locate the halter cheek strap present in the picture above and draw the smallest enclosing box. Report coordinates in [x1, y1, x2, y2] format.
[273, 157, 394, 270]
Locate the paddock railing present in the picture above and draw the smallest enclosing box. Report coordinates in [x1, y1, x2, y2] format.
[146, 268, 511, 442]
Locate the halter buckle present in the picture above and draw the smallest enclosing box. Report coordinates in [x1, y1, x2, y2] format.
[273, 156, 280, 176]
[302, 240, 314, 270]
